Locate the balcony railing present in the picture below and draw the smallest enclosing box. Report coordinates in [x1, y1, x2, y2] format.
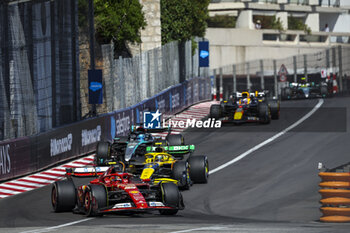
[210, 0, 340, 7]
[262, 29, 350, 44]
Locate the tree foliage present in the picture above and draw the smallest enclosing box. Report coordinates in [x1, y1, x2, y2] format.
[288, 16, 311, 34]
[207, 15, 236, 28]
[161, 0, 210, 44]
[78, 0, 146, 57]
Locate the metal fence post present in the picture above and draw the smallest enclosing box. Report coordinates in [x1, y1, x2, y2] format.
[338, 45, 343, 92]
[219, 67, 223, 101]
[233, 64, 237, 93]
[246, 62, 250, 91]
[273, 60, 278, 97]
[260, 60, 264, 90]
[303, 54, 308, 82]
[326, 48, 330, 72]
[119, 56, 125, 108]
[293, 56, 297, 83]
[213, 69, 217, 100]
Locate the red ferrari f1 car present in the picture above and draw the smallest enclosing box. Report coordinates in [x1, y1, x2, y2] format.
[51, 164, 184, 216]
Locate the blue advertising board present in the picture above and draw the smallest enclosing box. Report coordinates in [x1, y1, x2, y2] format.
[88, 69, 103, 104]
[199, 41, 209, 67]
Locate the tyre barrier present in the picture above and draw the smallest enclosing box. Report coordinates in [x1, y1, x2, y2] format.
[319, 171, 350, 223]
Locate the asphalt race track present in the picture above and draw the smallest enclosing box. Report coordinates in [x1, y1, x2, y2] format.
[1, 97, 350, 233]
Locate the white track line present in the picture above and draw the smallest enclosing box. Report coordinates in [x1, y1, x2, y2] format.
[19, 218, 93, 233]
[209, 99, 324, 175]
[170, 226, 228, 233]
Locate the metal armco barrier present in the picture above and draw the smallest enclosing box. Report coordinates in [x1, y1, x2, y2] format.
[0, 77, 211, 182]
[319, 171, 350, 222]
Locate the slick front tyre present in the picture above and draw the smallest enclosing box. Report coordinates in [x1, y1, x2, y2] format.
[172, 161, 191, 190]
[258, 103, 271, 124]
[282, 87, 292, 100]
[51, 180, 76, 212]
[188, 156, 209, 184]
[209, 105, 222, 119]
[166, 134, 185, 146]
[95, 142, 110, 166]
[320, 86, 328, 98]
[269, 100, 280, 120]
[159, 183, 180, 215]
[84, 185, 107, 217]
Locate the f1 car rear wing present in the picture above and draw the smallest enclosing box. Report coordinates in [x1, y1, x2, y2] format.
[65, 166, 109, 177]
[130, 124, 171, 135]
[146, 145, 195, 154]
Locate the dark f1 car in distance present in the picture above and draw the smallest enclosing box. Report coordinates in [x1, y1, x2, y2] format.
[281, 79, 328, 100]
[51, 164, 184, 216]
[209, 91, 280, 124]
[95, 125, 185, 166]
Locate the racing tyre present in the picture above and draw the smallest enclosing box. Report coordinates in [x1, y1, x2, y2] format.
[209, 105, 222, 119]
[172, 161, 191, 190]
[269, 100, 280, 120]
[51, 179, 76, 212]
[166, 134, 185, 146]
[188, 156, 209, 183]
[258, 103, 271, 124]
[320, 86, 328, 98]
[282, 87, 292, 100]
[84, 185, 107, 217]
[159, 183, 180, 215]
[95, 142, 110, 166]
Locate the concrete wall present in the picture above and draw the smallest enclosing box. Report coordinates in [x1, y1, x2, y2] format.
[206, 28, 331, 69]
[140, 0, 161, 51]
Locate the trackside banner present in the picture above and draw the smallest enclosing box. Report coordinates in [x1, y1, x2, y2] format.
[0, 77, 211, 182]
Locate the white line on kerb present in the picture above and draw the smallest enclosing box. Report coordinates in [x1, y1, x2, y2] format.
[209, 98, 324, 175]
[19, 218, 93, 233]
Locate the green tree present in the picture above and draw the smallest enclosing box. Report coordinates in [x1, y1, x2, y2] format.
[207, 15, 236, 28]
[161, 0, 210, 44]
[79, 0, 146, 57]
[288, 16, 311, 34]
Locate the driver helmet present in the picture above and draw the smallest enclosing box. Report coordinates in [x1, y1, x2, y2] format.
[136, 134, 145, 141]
[155, 155, 164, 162]
[136, 126, 146, 133]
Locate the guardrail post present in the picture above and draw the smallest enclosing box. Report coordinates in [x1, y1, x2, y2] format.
[246, 62, 250, 91]
[293, 56, 297, 83]
[303, 54, 308, 82]
[260, 60, 264, 90]
[233, 64, 237, 93]
[213, 69, 217, 100]
[273, 60, 278, 97]
[338, 45, 343, 92]
[219, 67, 223, 101]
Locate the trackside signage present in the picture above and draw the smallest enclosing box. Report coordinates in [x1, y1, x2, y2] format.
[0, 76, 211, 181]
[81, 125, 101, 147]
[0, 144, 10, 175]
[0, 137, 31, 181]
[50, 133, 73, 157]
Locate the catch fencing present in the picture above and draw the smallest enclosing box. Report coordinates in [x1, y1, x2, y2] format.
[80, 39, 205, 117]
[212, 46, 350, 100]
[0, 0, 80, 141]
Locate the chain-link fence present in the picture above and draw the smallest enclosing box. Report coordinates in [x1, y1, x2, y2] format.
[212, 46, 350, 100]
[80, 40, 203, 117]
[0, 0, 79, 141]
